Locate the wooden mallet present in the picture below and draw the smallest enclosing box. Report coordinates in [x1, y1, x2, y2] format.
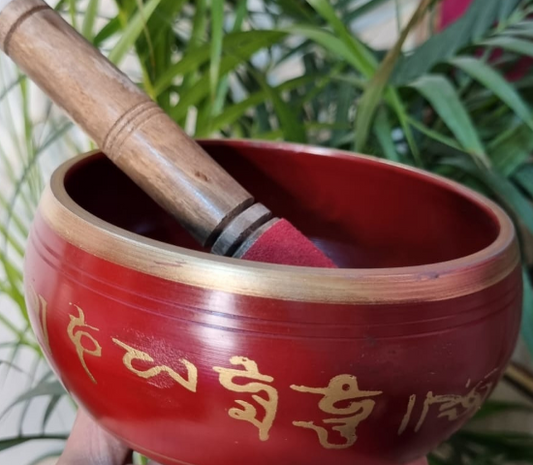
[0, 0, 335, 268]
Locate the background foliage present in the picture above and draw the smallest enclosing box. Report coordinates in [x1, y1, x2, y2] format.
[2, 0, 533, 463]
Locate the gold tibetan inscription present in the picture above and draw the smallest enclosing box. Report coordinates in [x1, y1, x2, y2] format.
[399, 371, 497, 435]
[291, 375, 382, 449]
[213, 356, 278, 441]
[27, 287, 50, 352]
[112, 339, 198, 392]
[66, 305, 102, 384]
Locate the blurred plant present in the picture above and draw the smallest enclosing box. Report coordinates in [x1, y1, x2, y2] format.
[427, 397, 533, 465]
[2, 0, 533, 463]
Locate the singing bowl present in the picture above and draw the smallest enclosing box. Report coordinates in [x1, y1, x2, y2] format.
[24, 139, 521, 465]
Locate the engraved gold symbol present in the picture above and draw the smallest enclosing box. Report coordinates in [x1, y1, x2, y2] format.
[398, 370, 497, 435]
[213, 356, 278, 441]
[112, 339, 198, 392]
[291, 375, 382, 449]
[27, 286, 50, 352]
[67, 305, 102, 384]
[398, 394, 417, 435]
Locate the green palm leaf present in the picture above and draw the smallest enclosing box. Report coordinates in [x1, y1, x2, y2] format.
[0, 435, 68, 452]
[108, 0, 163, 65]
[450, 56, 533, 131]
[304, 0, 376, 77]
[154, 30, 286, 97]
[409, 74, 488, 165]
[481, 36, 533, 57]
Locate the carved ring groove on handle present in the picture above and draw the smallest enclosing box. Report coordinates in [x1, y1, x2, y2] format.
[102, 100, 163, 159]
[2, 5, 48, 55]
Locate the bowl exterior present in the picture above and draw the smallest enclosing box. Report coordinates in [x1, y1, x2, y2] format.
[24, 209, 522, 465]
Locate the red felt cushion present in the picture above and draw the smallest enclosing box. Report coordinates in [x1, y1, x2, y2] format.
[242, 219, 336, 268]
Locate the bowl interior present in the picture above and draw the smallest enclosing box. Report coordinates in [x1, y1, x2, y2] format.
[63, 141, 500, 269]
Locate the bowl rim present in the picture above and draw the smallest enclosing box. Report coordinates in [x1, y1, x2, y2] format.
[39, 139, 519, 305]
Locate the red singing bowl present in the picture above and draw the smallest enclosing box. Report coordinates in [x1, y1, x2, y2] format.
[24, 140, 521, 465]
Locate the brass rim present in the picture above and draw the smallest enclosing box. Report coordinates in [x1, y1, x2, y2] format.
[40, 141, 519, 305]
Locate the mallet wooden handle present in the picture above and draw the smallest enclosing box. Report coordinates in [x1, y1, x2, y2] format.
[0, 0, 273, 249]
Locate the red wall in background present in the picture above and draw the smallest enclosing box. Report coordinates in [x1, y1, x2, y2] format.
[440, 0, 471, 29]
